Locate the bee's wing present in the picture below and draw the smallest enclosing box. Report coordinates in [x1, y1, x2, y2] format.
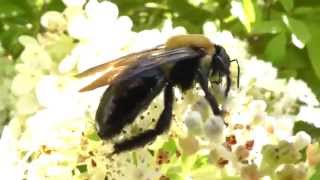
[78, 46, 165, 92]
[110, 47, 205, 84]
[79, 47, 205, 92]
[76, 45, 164, 78]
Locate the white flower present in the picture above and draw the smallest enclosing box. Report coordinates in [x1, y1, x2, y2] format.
[41, 11, 67, 32]
[204, 116, 224, 142]
[291, 131, 311, 151]
[18, 36, 53, 72]
[184, 111, 203, 135]
[297, 106, 320, 127]
[286, 78, 319, 107]
[11, 74, 37, 96]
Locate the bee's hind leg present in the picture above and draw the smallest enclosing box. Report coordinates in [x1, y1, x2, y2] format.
[112, 83, 174, 154]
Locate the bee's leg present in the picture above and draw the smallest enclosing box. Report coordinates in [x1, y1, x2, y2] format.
[225, 74, 231, 97]
[210, 72, 222, 85]
[112, 83, 174, 154]
[197, 70, 222, 116]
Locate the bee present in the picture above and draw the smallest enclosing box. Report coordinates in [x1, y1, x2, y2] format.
[78, 34, 239, 154]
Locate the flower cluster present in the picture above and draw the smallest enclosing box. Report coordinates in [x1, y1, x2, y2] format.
[1, 0, 319, 179]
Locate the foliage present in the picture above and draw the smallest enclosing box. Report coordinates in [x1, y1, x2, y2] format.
[0, 0, 65, 58]
[111, 0, 320, 97]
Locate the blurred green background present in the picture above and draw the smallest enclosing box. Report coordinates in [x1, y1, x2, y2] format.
[0, 0, 319, 127]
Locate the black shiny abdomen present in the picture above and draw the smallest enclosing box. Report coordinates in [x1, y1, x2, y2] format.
[96, 50, 203, 142]
[96, 67, 166, 139]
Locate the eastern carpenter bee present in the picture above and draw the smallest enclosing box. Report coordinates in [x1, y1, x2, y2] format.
[78, 34, 239, 154]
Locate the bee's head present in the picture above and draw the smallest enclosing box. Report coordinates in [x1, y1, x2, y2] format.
[210, 45, 239, 97]
[211, 45, 231, 75]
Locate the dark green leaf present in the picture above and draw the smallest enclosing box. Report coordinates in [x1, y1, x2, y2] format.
[76, 164, 87, 173]
[0, 2, 25, 18]
[298, 66, 320, 98]
[279, 0, 294, 12]
[167, 0, 211, 33]
[283, 16, 311, 46]
[278, 69, 297, 78]
[293, 121, 320, 139]
[252, 20, 285, 34]
[282, 46, 307, 69]
[307, 25, 320, 80]
[264, 32, 287, 64]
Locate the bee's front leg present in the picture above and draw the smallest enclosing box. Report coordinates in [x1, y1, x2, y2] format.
[196, 69, 223, 116]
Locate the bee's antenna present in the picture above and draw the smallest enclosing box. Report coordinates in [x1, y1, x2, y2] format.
[230, 59, 240, 88]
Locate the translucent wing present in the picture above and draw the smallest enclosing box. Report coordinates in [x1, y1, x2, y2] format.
[77, 46, 165, 92]
[79, 47, 205, 92]
[113, 47, 205, 82]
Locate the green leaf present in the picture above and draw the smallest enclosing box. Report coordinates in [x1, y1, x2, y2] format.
[76, 164, 87, 173]
[167, 166, 183, 180]
[283, 46, 307, 69]
[0, 2, 25, 18]
[242, 0, 256, 32]
[264, 32, 287, 64]
[167, 0, 211, 33]
[282, 16, 311, 47]
[278, 69, 297, 78]
[293, 121, 320, 139]
[192, 155, 208, 169]
[252, 20, 285, 34]
[307, 25, 320, 80]
[162, 138, 177, 154]
[87, 132, 100, 141]
[279, 0, 294, 12]
[311, 164, 320, 180]
[298, 66, 320, 98]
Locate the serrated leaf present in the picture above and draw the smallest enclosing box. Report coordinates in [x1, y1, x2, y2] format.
[279, 0, 294, 12]
[264, 33, 287, 64]
[293, 121, 320, 139]
[307, 25, 320, 80]
[282, 16, 311, 47]
[242, 0, 256, 32]
[252, 20, 285, 34]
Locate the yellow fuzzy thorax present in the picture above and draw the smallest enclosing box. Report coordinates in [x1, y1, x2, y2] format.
[165, 34, 215, 55]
